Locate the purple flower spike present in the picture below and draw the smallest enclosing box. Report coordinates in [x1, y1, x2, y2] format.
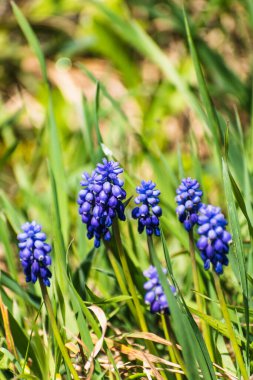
[197, 204, 231, 275]
[143, 266, 175, 314]
[132, 180, 162, 236]
[175, 178, 203, 231]
[77, 158, 126, 248]
[17, 221, 52, 286]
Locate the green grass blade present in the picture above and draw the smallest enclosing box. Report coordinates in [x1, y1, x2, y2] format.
[148, 236, 216, 380]
[183, 7, 222, 147]
[0, 215, 18, 279]
[94, 82, 104, 159]
[12, 2, 69, 244]
[1, 270, 40, 310]
[11, 2, 47, 83]
[160, 233, 216, 379]
[90, 0, 207, 124]
[47, 96, 69, 244]
[78, 63, 128, 123]
[0, 310, 44, 378]
[188, 306, 245, 346]
[0, 192, 24, 233]
[48, 163, 69, 315]
[222, 159, 249, 365]
[81, 95, 96, 166]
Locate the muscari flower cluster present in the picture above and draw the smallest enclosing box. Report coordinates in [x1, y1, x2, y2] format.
[175, 178, 203, 231]
[196, 204, 231, 275]
[77, 158, 126, 248]
[132, 180, 162, 236]
[17, 221, 52, 286]
[143, 266, 175, 314]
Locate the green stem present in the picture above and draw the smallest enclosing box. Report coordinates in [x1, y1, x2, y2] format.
[161, 314, 184, 380]
[107, 248, 137, 319]
[213, 273, 248, 380]
[39, 279, 79, 380]
[112, 221, 148, 333]
[22, 303, 44, 376]
[147, 235, 154, 265]
[112, 220, 164, 369]
[189, 230, 214, 361]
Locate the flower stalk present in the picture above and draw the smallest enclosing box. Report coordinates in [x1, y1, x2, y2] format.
[161, 314, 184, 380]
[107, 247, 137, 319]
[189, 230, 214, 361]
[213, 273, 248, 380]
[39, 279, 79, 380]
[112, 220, 148, 333]
[112, 220, 160, 363]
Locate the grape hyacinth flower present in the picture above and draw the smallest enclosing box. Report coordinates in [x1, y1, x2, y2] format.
[17, 221, 52, 286]
[132, 180, 162, 236]
[143, 265, 175, 314]
[175, 177, 203, 231]
[196, 204, 232, 275]
[77, 158, 126, 248]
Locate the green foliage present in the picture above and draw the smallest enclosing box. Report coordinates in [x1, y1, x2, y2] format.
[0, 0, 252, 378]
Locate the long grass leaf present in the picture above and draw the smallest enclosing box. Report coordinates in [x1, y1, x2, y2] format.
[12, 2, 69, 244]
[90, 0, 207, 124]
[160, 233, 216, 379]
[183, 8, 222, 147]
[11, 2, 47, 83]
[148, 236, 215, 380]
[222, 159, 249, 364]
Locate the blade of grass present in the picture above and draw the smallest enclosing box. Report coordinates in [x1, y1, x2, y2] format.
[188, 306, 245, 345]
[222, 159, 249, 366]
[94, 82, 104, 160]
[1, 270, 40, 310]
[0, 309, 44, 378]
[11, 2, 47, 82]
[183, 7, 222, 148]
[90, 0, 207, 124]
[81, 95, 96, 166]
[12, 1, 69, 244]
[0, 192, 24, 233]
[0, 215, 18, 279]
[148, 236, 216, 380]
[159, 233, 217, 380]
[78, 63, 128, 123]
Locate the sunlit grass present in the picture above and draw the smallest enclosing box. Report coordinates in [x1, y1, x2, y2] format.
[0, 1, 252, 379]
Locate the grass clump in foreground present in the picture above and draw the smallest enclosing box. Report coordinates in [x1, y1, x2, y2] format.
[0, 2, 253, 380]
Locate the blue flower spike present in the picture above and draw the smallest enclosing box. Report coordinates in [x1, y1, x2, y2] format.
[176, 177, 203, 231]
[143, 265, 175, 314]
[18, 221, 52, 286]
[196, 204, 232, 275]
[77, 158, 126, 248]
[132, 180, 162, 236]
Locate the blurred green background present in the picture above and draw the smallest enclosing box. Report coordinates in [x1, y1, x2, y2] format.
[1, 0, 253, 259]
[1, 0, 253, 295]
[0, 1, 253, 377]
[0, 0, 252, 291]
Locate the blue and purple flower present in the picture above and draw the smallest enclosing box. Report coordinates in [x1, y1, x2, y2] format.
[18, 221, 52, 286]
[77, 158, 126, 248]
[132, 181, 162, 236]
[196, 204, 231, 275]
[143, 265, 175, 314]
[176, 178, 203, 231]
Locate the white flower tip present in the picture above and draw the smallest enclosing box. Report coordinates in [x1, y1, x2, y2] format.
[101, 143, 113, 157]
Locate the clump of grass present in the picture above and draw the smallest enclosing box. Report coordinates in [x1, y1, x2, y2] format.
[0, 2, 252, 379]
